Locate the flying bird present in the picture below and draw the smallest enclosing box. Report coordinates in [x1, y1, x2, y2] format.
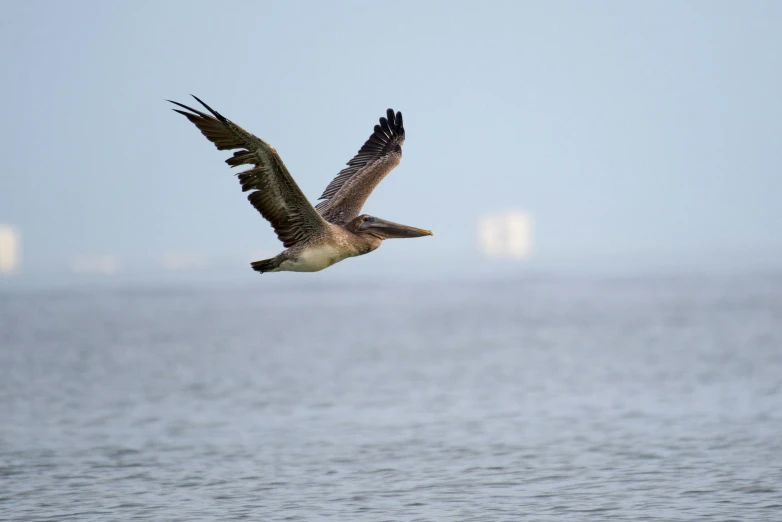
[169, 96, 432, 273]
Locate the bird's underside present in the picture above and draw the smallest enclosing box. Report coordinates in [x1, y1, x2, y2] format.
[169, 96, 431, 273]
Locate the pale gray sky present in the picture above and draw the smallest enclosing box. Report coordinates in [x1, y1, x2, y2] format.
[1, 1, 780, 282]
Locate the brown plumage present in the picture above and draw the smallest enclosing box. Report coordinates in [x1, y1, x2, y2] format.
[169, 96, 431, 274]
[315, 109, 405, 225]
[169, 96, 328, 248]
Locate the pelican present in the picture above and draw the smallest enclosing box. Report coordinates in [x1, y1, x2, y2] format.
[169, 96, 432, 273]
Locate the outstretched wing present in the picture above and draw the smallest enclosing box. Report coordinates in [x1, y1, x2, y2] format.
[315, 109, 405, 225]
[169, 96, 329, 248]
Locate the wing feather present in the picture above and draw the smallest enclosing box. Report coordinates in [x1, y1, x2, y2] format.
[169, 96, 328, 248]
[315, 109, 405, 225]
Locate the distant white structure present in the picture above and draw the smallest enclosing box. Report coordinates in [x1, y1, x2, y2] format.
[0, 225, 21, 274]
[478, 210, 533, 260]
[162, 252, 208, 271]
[70, 255, 119, 275]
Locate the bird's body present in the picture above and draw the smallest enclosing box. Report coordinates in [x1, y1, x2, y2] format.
[169, 96, 431, 274]
[254, 224, 378, 273]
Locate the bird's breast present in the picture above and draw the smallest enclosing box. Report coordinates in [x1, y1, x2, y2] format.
[280, 243, 353, 272]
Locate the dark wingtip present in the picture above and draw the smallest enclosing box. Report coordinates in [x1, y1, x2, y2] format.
[379, 116, 392, 135]
[191, 94, 227, 122]
[384, 108, 403, 134]
[167, 98, 210, 118]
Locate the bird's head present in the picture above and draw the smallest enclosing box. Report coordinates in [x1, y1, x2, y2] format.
[347, 215, 433, 240]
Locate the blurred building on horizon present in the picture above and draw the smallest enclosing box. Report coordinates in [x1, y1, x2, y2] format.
[69, 255, 119, 275]
[0, 225, 21, 275]
[478, 210, 533, 260]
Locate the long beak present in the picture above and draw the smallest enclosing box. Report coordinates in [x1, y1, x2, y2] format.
[366, 218, 433, 239]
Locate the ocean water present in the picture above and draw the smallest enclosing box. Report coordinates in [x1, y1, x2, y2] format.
[1, 276, 781, 521]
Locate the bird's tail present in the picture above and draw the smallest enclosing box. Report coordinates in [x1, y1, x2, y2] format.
[251, 257, 280, 274]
